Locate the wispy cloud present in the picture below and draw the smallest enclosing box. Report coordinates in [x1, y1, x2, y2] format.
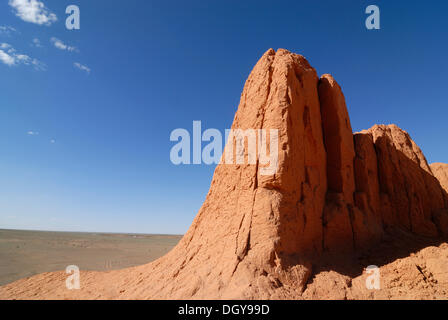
[74, 62, 90, 74]
[31, 38, 42, 47]
[0, 42, 46, 70]
[0, 43, 13, 50]
[0, 49, 15, 65]
[27, 131, 56, 144]
[50, 37, 78, 52]
[0, 25, 18, 36]
[9, 0, 57, 26]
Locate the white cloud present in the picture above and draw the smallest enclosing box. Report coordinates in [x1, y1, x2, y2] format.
[31, 38, 42, 47]
[27, 131, 39, 135]
[0, 49, 15, 65]
[0, 43, 13, 51]
[50, 139, 55, 143]
[50, 37, 77, 52]
[0, 42, 46, 70]
[74, 62, 90, 74]
[9, 0, 57, 26]
[0, 25, 18, 36]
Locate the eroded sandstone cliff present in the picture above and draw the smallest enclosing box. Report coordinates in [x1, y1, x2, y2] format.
[431, 163, 448, 194]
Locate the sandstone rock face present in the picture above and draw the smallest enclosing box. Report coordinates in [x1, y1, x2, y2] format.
[431, 163, 448, 194]
[1, 49, 448, 300]
[359, 125, 447, 237]
[352, 133, 384, 249]
[319, 74, 356, 253]
[430, 163, 448, 235]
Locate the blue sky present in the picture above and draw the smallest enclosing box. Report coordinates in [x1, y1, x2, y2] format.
[1, 0, 447, 234]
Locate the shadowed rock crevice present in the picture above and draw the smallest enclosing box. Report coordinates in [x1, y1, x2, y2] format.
[319, 73, 356, 253]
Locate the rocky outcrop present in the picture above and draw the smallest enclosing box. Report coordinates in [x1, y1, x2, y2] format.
[357, 125, 447, 237]
[319, 74, 356, 253]
[352, 133, 384, 248]
[1, 48, 448, 300]
[431, 163, 448, 194]
[430, 163, 448, 235]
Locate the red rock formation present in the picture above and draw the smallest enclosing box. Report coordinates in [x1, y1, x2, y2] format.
[1, 49, 448, 300]
[431, 163, 448, 194]
[319, 74, 356, 253]
[353, 132, 384, 248]
[359, 125, 447, 237]
[430, 163, 448, 235]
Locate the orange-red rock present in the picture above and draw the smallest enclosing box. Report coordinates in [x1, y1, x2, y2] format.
[361, 125, 445, 237]
[319, 74, 355, 252]
[353, 132, 384, 248]
[431, 163, 448, 194]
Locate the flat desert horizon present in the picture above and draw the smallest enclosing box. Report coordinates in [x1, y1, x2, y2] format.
[0, 229, 182, 286]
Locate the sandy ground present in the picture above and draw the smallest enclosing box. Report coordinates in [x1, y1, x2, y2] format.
[0, 229, 181, 286]
[2, 227, 448, 299]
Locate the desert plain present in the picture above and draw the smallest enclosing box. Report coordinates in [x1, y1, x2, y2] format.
[0, 229, 181, 286]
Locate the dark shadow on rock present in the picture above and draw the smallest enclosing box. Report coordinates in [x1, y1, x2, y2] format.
[309, 132, 448, 279]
